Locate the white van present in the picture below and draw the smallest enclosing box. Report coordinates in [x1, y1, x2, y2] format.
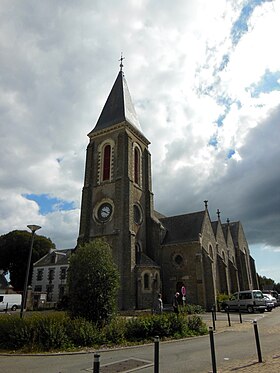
[221, 290, 266, 313]
[0, 294, 22, 311]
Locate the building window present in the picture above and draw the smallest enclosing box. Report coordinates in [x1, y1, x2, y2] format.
[97, 140, 114, 184]
[48, 268, 55, 282]
[46, 284, 54, 301]
[174, 254, 183, 266]
[59, 285, 65, 300]
[135, 243, 141, 265]
[34, 285, 42, 292]
[134, 147, 140, 185]
[60, 267, 67, 280]
[144, 273, 149, 290]
[102, 144, 111, 181]
[36, 269, 44, 281]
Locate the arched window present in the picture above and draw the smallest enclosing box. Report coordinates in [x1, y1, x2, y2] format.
[209, 245, 213, 259]
[134, 147, 140, 185]
[135, 243, 141, 264]
[144, 273, 149, 290]
[102, 144, 111, 181]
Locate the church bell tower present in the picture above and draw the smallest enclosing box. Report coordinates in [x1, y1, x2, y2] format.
[78, 63, 156, 310]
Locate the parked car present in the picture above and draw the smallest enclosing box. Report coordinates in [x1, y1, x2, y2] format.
[262, 290, 279, 306]
[221, 290, 266, 313]
[263, 293, 277, 308]
[263, 294, 274, 312]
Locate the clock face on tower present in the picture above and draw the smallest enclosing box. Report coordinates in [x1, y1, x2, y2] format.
[97, 202, 113, 222]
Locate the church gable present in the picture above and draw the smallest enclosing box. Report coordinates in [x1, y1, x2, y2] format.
[222, 222, 236, 266]
[212, 220, 227, 259]
[200, 209, 217, 257]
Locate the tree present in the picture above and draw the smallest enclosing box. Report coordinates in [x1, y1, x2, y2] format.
[67, 239, 120, 324]
[258, 274, 275, 290]
[0, 230, 55, 291]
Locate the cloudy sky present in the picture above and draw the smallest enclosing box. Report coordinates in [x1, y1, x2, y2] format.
[1, 0, 279, 281]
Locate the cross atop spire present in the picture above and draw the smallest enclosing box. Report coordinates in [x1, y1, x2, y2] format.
[119, 53, 125, 71]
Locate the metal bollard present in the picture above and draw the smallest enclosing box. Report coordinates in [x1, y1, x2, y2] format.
[209, 327, 217, 373]
[211, 308, 216, 331]
[154, 336, 160, 373]
[93, 353, 100, 373]
[253, 320, 262, 363]
[214, 304, 217, 321]
[238, 307, 242, 323]
[226, 309, 231, 327]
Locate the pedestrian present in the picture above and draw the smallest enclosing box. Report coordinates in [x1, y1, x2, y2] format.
[157, 293, 163, 314]
[173, 292, 180, 314]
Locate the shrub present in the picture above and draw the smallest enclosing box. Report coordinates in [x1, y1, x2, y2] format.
[125, 316, 153, 341]
[0, 311, 208, 352]
[103, 317, 126, 345]
[216, 292, 230, 311]
[180, 304, 205, 315]
[0, 316, 33, 350]
[186, 315, 208, 335]
[34, 313, 70, 351]
[67, 317, 100, 347]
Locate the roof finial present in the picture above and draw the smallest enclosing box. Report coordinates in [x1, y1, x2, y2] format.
[204, 200, 208, 209]
[119, 52, 125, 71]
[227, 218, 230, 225]
[217, 209, 220, 219]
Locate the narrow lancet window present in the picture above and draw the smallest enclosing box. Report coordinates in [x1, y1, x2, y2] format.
[134, 147, 140, 185]
[103, 144, 111, 181]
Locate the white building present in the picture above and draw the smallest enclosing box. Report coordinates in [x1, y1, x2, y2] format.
[32, 249, 73, 304]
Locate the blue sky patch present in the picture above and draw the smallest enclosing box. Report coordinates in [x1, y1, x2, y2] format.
[209, 135, 218, 148]
[227, 149, 236, 159]
[218, 54, 229, 71]
[250, 70, 280, 97]
[231, 0, 269, 45]
[216, 114, 226, 127]
[24, 194, 75, 215]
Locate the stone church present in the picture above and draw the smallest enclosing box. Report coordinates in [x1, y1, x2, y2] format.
[77, 65, 258, 311]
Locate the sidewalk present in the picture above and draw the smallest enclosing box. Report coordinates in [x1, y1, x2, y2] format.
[220, 354, 280, 372]
[204, 315, 280, 373]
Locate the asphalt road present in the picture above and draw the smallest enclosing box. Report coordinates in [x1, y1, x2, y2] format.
[1, 308, 280, 373]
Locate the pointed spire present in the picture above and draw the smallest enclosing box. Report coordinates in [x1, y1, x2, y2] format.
[88, 61, 142, 136]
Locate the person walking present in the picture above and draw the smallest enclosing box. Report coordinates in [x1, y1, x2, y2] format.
[157, 293, 163, 314]
[173, 292, 180, 314]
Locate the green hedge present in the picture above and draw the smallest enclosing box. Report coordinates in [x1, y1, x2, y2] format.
[0, 311, 207, 352]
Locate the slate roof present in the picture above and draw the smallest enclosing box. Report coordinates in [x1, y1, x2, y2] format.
[211, 221, 218, 236]
[159, 210, 205, 245]
[138, 252, 160, 268]
[222, 223, 229, 243]
[33, 249, 73, 267]
[228, 221, 240, 247]
[88, 70, 143, 136]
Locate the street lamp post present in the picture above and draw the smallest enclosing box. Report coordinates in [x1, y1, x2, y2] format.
[20, 224, 41, 318]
